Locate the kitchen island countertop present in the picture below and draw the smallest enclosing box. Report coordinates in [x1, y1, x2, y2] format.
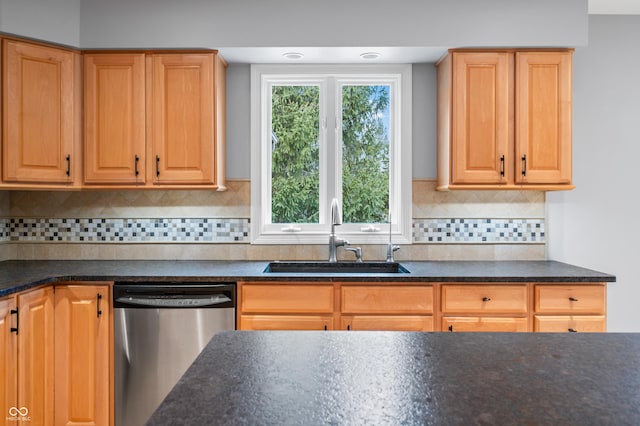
[147, 331, 640, 425]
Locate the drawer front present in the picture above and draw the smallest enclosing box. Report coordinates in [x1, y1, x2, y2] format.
[534, 315, 606, 333]
[341, 285, 433, 314]
[240, 315, 334, 331]
[441, 284, 527, 314]
[342, 315, 434, 332]
[442, 317, 528, 332]
[535, 285, 606, 314]
[241, 284, 334, 313]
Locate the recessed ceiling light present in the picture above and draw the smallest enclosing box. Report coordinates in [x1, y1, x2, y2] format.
[360, 52, 381, 60]
[282, 52, 304, 60]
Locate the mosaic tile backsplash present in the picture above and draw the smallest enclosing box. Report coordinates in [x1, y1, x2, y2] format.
[413, 218, 544, 243]
[0, 217, 544, 244]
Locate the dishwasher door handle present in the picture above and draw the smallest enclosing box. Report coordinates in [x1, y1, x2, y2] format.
[114, 294, 232, 308]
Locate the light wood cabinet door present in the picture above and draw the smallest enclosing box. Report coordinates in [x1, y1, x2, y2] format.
[342, 316, 434, 331]
[515, 51, 572, 184]
[17, 287, 54, 426]
[341, 285, 433, 314]
[443, 317, 528, 332]
[149, 53, 215, 185]
[54, 284, 110, 426]
[535, 284, 606, 314]
[241, 315, 334, 331]
[0, 296, 18, 423]
[240, 283, 334, 314]
[534, 316, 606, 333]
[450, 52, 512, 185]
[2, 39, 80, 185]
[84, 53, 146, 184]
[441, 284, 528, 314]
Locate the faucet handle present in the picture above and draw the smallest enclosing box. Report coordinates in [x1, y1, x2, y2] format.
[344, 247, 363, 263]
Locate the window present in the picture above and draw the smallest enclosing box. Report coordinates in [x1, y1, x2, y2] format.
[251, 65, 412, 245]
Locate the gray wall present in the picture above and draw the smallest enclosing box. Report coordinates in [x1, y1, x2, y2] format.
[77, 0, 587, 49]
[0, 0, 80, 46]
[548, 15, 640, 332]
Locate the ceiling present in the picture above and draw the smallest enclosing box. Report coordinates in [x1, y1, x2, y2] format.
[220, 1, 640, 64]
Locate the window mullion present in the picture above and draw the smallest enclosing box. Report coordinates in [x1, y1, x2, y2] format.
[322, 77, 339, 226]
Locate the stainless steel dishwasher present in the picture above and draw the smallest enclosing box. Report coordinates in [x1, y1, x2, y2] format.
[113, 282, 235, 426]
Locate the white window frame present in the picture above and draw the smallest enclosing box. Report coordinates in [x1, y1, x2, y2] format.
[251, 64, 412, 245]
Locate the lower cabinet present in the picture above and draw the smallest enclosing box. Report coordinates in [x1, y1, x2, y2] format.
[1, 294, 19, 424]
[54, 284, 111, 426]
[239, 281, 607, 333]
[241, 315, 334, 330]
[0, 283, 112, 426]
[533, 284, 606, 332]
[340, 285, 434, 331]
[442, 317, 528, 332]
[441, 284, 529, 332]
[239, 283, 335, 330]
[238, 282, 434, 331]
[0, 286, 54, 425]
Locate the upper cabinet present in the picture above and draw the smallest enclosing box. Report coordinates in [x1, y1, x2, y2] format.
[436, 49, 573, 190]
[83, 51, 227, 189]
[1, 38, 82, 188]
[83, 53, 147, 185]
[1, 35, 227, 190]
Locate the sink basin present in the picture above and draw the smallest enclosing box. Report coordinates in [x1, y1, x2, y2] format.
[264, 261, 410, 274]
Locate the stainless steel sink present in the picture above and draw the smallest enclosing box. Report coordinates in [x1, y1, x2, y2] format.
[264, 261, 410, 274]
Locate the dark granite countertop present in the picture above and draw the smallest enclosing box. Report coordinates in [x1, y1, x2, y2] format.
[0, 260, 615, 297]
[148, 331, 640, 425]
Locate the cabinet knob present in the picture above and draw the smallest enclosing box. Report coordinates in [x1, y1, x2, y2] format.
[569, 297, 579, 302]
[568, 328, 578, 333]
[482, 297, 491, 302]
[448, 325, 453, 332]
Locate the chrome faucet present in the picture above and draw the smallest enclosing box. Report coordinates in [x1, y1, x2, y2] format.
[386, 216, 400, 262]
[329, 198, 349, 263]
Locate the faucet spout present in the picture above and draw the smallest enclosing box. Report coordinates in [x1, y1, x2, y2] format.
[329, 198, 346, 263]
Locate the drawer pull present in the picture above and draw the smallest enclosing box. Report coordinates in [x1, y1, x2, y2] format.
[10, 308, 19, 334]
[448, 325, 453, 332]
[569, 297, 579, 302]
[482, 297, 491, 302]
[324, 325, 327, 331]
[568, 328, 578, 333]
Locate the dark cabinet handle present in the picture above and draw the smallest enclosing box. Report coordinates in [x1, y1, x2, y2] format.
[499, 155, 505, 177]
[135, 155, 140, 177]
[569, 297, 579, 302]
[324, 325, 327, 331]
[65, 155, 71, 177]
[482, 297, 491, 302]
[10, 308, 19, 334]
[346, 324, 351, 331]
[568, 328, 578, 333]
[448, 325, 453, 332]
[155, 155, 160, 177]
[521, 155, 527, 176]
[97, 293, 103, 318]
